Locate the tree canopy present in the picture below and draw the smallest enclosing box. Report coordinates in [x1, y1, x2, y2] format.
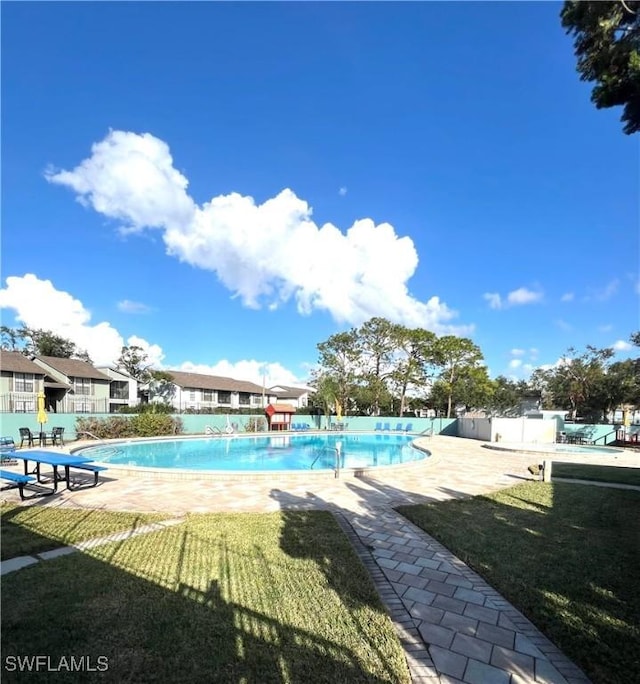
[0, 325, 92, 362]
[561, 0, 640, 134]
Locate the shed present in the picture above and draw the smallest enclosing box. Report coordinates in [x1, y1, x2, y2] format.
[265, 403, 296, 431]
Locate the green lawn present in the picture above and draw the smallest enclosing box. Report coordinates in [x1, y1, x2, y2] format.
[398, 482, 640, 684]
[551, 462, 640, 486]
[1, 503, 169, 560]
[1, 510, 410, 683]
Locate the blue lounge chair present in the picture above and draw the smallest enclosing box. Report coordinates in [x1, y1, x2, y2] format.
[404, 423, 413, 433]
[374, 422, 383, 431]
[383, 422, 391, 431]
[395, 422, 404, 431]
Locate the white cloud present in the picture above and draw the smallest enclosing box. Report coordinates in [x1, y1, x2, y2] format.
[598, 324, 613, 333]
[612, 339, 632, 352]
[177, 359, 305, 388]
[483, 293, 502, 309]
[0, 274, 164, 367]
[47, 130, 471, 335]
[506, 287, 543, 306]
[45, 130, 195, 234]
[127, 335, 165, 368]
[117, 299, 151, 314]
[510, 348, 525, 357]
[338, 186, 348, 196]
[508, 359, 522, 369]
[529, 348, 539, 360]
[484, 287, 542, 310]
[584, 278, 620, 302]
[556, 319, 572, 331]
[560, 292, 574, 302]
[0, 275, 311, 384]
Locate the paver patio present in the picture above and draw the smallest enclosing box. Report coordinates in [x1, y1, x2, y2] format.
[3, 435, 638, 682]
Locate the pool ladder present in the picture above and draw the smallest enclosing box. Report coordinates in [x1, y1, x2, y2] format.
[310, 446, 343, 478]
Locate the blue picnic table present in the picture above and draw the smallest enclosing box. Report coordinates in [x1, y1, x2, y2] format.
[13, 450, 105, 493]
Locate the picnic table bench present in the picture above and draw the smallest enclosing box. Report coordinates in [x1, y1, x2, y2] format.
[13, 451, 108, 492]
[0, 469, 40, 500]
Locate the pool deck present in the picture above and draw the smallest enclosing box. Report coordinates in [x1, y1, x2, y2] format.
[2, 434, 639, 683]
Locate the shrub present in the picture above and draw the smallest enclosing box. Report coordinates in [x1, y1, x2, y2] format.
[244, 417, 267, 432]
[117, 403, 175, 415]
[76, 414, 183, 440]
[130, 413, 183, 437]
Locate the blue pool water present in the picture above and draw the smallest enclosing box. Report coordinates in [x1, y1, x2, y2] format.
[76, 433, 428, 472]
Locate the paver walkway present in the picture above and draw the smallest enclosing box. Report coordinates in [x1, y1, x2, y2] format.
[339, 507, 590, 684]
[3, 435, 636, 682]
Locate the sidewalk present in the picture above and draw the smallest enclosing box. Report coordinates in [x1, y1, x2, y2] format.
[4, 435, 633, 682]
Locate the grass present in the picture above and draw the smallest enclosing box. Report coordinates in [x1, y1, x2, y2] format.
[1, 503, 169, 560]
[550, 462, 640, 486]
[1, 510, 410, 683]
[397, 482, 640, 684]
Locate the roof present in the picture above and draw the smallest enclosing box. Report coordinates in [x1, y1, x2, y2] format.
[44, 381, 72, 390]
[0, 350, 46, 375]
[96, 366, 135, 381]
[165, 370, 267, 394]
[33, 356, 111, 381]
[269, 385, 311, 398]
[265, 403, 297, 415]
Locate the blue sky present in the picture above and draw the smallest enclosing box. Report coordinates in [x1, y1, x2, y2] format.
[1, 1, 638, 387]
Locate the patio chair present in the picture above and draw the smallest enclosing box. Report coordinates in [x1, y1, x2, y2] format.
[404, 423, 414, 433]
[0, 437, 17, 465]
[382, 422, 391, 431]
[19, 428, 34, 448]
[374, 422, 383, 431]
[51, 427, 65, 446]
[395, 422, 404, 431]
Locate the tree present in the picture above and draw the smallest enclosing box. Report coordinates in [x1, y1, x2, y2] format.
[388, 327, 438, 417]
[537, 345, 614, 421]
[308, 370, 340, 427]
[434, 336, 484, 418]
[0, 325, 92, 361]
[116, 345, 152, 381]
[561, 1, 640, 134]
[356, 317, 399, 416]
[488, 376, 531, 416]
[0, 325, 20, 351]
[146, 370, 176, 406]
[316, 330, 361, 416]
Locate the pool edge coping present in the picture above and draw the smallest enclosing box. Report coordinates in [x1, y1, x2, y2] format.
[70, 433, 437, 481]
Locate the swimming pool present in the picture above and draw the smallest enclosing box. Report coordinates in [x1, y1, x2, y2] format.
[75, 432, 428, 472]
[482, 442, 623, 456]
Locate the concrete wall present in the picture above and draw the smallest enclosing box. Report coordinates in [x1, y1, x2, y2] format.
[491, 418, 557, 444]
[458, 417, 492, 441]
[0, 413, 458, 443]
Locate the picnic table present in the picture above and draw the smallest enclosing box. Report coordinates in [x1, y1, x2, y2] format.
[13, 450, 102, 493]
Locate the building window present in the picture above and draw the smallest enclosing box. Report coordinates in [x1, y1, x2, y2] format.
[14, 373, 35, 393]
[14, 400, 36, 413]
[74, 378, 92, 395]
[217, 391, 231, 405]
[110, 381, 128, 400]
[189, 389, 196, 401]
[239, 392, 250, 405]
[202, 390, 213, 402]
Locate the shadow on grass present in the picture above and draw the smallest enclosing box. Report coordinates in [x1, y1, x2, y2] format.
[1, 506, 407, 683]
